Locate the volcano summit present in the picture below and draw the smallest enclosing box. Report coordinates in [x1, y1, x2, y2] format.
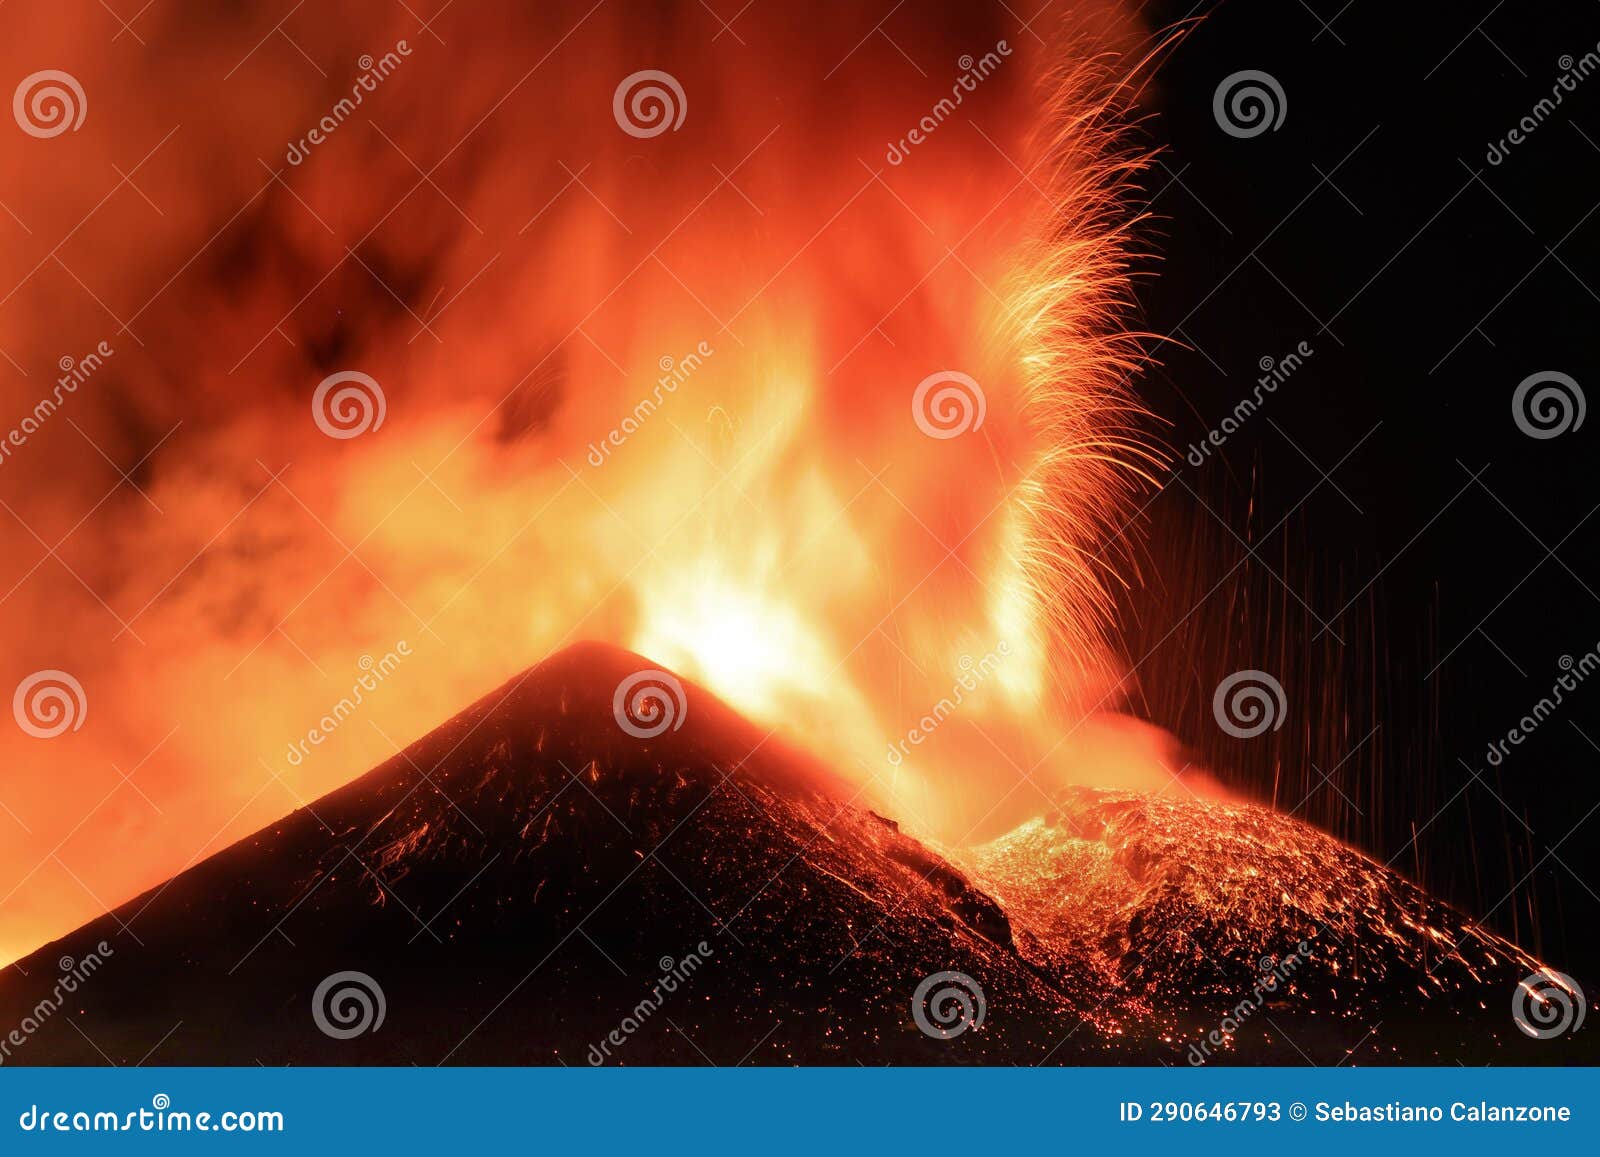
[0, 644, 1586, 1066]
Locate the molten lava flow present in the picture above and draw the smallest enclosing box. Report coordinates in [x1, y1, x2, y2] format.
[961, 786, 1553, 1055]
[0, 1, 1176, 962]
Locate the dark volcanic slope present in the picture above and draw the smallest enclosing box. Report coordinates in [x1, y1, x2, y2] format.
[0, 643, 1090, 1065]
[1, 643, 1588, 1065]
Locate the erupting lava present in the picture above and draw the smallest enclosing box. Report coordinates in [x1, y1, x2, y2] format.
[0, 1, 1193, 962]
[1, 2, 1584, 1071]
[564, 20, 1183, 842]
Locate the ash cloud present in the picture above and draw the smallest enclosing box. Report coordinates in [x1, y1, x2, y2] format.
[0, 0, 1148, 962]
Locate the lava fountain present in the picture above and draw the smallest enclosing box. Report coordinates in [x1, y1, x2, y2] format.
[0, 5, 1583, 1066]
[0, 0, 1206, 965]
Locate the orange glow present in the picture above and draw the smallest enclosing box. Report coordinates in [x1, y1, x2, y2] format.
[0, 1, 1172, 965]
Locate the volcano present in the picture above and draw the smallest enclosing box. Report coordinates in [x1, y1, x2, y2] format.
[0, 643, 1587, 1066]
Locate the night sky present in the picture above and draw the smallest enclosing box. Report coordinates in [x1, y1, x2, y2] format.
[1132, 0, 1600, 972]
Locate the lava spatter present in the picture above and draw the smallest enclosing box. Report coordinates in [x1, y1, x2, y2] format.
[0, 646, 1585, 1066]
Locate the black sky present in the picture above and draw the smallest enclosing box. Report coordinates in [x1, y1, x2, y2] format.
[1129, 0, 1600, 972]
